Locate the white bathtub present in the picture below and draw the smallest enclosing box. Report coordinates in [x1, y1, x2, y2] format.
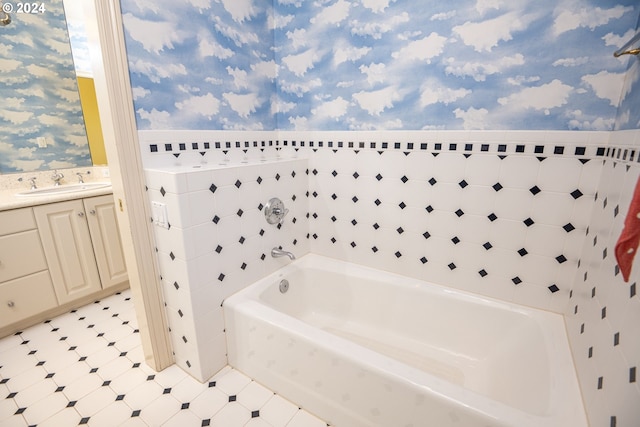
[224, 254, 586, 427]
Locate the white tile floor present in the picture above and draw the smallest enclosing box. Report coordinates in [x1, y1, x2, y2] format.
[0, 290, 329, 426]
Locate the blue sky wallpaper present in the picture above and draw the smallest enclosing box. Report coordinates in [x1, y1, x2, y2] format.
[0, 0, 90, 173]
[121, 0, 639, 131]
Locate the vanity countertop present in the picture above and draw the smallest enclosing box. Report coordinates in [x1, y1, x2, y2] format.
[0, 185, 114, 212]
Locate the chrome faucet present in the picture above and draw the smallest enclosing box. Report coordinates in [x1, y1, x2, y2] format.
[51, 170, 64, 186]
[271, 247, 295, 260]
[18, 177, 37, 189]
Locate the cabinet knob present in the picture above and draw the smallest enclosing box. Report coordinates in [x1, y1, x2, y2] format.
[89, 210, 96, 215]
[78, 212, 85, 217]
[7, 301, 14, 308]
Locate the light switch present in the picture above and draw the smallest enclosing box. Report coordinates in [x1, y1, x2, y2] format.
[36, 137, 47, 148]
[151, 201, 169, 229]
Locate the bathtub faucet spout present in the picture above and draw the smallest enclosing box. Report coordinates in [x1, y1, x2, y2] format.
[271, 247, 295, 260]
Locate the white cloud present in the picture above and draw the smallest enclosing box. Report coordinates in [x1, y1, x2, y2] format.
[282, 49, 323, 76]
[310, 0, 350, 26]
[269, 13, 295, 30]
[12, 160, 45, 172]
[391, 33, 447, 63]
[362, 0, 394, 13]
[226, 67, 249, 90]
[175, 93, 221, 119]
[334, 45, 371, 66]
[270, 95, 295, 116]
[132, 87, 151, 100]
[137, 108, 172, 129]
[581, 71, 625, 106]
[350, 13, 410, 39]
[4, 97, 25, 109]
[251, 61, 277, 80]
[288, 116, 309, 130]
[453, 12, 531, 52]
[122, 14, 186, 54]
[311, 97, 350, 119]
[498, 79, 573, 111]
[57, 89, 81, 103]
[0, 109, 33, 124]
[419, 83, 471, 107]
[48, 160, 77, 170]
[280, 79, 323, 97]
[198, 31, 234, 59]
[129, 59, 187, 83]
[220, 0, 257, 22]
[476, 0, 501, 15]
[567, 110, 614, 131]
[552, 57, 589, 67]
[553, 5, 633, 36]
[223, 92, 262, 118]
[506, 75, 541, 86]
[26, 64, 56, 78]
[603, 29, 636, 47]
[213, 16, 260, 47]
[38, 114, 68, 127]
[359, 62, 386, 85]
[286, 29, 308, 50]
[454, 107, 489, 130]
[352, 86, 403, 116]
[0, 59, 22, 73]
[431, 11, 456, 21]
[348, 118, 404, 130]
[445, 54, 524, 82]
[278, 0, 301, 7]
[4, 33, 34, 48]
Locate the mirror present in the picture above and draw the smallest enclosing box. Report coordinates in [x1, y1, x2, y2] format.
[0, 0, 105, 174]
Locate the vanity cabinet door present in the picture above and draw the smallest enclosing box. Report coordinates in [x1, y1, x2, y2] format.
[34, 200, 102, 305]
[83, 195, 128, 289]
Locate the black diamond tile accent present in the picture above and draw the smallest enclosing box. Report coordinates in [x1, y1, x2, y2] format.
[350, 241, 357, 248]
[371, 246, 378, 253]
[257, 176, 263, 184]
[215, 245, 223, 254]
[488, 213, 497, 222]
[376, 173, 383, 181]
[351, 219, 357, 226]
[352, 196, 359, 203]
[426, 205, 434, 213]
[451, 236, 460, 244]
[67, 400, 78, 407]
[332, 170, 338, 177]
[420, 257, 428, 264]
[46, 373, 55, 378]
[401, 175, 408, 183]
[236, 209, 244, 217]
[202, 420, 211, 426]
[423, 231, 431, 239]
[241, 262, 247, 270]
[234, 179, 242, 188]
[395, 251, 402, 258]
[556, 255, 567, 264]
[374, 199, 381, 206]
[518, 248, 528, 257]
[399, 202, 406, 209]
[529, 185, 540, 195]
[55, 386, 65, 392]
[458, 180, 468, 188]
[331, 193, 337, 200]
[252, 410, 260, 418]
[563, 223, 575, 232]
[428, 177, 437, 186]
[448, 263, 457, 270]
[15, 408, 26, 415]
[7, 392, 17, 398]
[169, 252, 175, 261]
[492, 183, 503, 192]
[163, 388, 172, 394]
[455, 209, 464, 217]
[512, 277, 522, 285]
[218, 274, 225, 282]
[373, 223, 379, 229]
[239, 236, 245, 244]
[353, 172, 359, 179]
[571, 189, 583, 199]
[229, 395, 236, 402]
[132, 410, 141, 417]
[212, 215, 220, 224]
[79, 417, 90, 424]
[160, 187, 166, 197]
[479, 269, 488, 277]
[181, 402, 190, 410]
[209, 184, 217, 194]
[275, 173, 281, 180]
[397, 227, 404, 234]
[102, 381, 111, 387]
[548, 284, 560, 293]
[523, 217, 534, 227]
[483, 242, 493, 250]
[146, 375, 155, 381]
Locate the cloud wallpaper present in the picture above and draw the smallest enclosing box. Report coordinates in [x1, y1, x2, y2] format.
[121, 0, 639, 132]
[0, 0, 90, 173]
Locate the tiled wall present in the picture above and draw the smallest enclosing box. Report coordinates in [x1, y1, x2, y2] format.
[140, 129, 640, 424]
[565, 129, 640, 425]
[144, 158, 309, 381]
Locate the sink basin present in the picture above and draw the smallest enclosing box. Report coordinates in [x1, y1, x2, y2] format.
[16, 182, 112, 197]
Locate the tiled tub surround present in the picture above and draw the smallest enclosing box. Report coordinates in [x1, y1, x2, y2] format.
[145, 159, 310, 382]
[565, 129, 640, 426]
[225, 254, 587, 427]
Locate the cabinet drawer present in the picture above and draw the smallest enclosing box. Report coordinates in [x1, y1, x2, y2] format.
[0, 230, 48, 283]
[0, 271, 57, 328]
[0, 208, 36, 236]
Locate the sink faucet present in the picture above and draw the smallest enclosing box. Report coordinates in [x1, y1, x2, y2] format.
[51, 170, 64, 186]
[271, 247, 295, 260]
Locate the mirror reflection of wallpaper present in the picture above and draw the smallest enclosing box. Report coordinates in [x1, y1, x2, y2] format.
[0, 0, 90, 173]
[121, 0, 639, 131]
[615, 14, 640, 130]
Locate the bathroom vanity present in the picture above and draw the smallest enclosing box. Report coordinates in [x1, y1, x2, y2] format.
[0, 181, 128, 337]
